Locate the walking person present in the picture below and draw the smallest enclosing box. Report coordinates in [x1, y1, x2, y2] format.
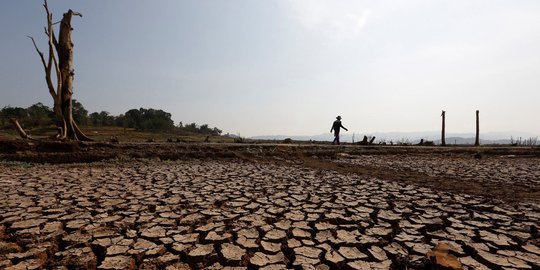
[331, 116, 348, 145]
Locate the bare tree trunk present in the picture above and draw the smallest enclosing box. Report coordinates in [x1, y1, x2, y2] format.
[57, 9, 91, 141]
[28, 0, 91, 141]
[441, 110, 446, 146]
[475, 110, 480, 146]
[9, 118, 31, 140]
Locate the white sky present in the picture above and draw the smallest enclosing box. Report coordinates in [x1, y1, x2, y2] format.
[1, 0, 539, 136]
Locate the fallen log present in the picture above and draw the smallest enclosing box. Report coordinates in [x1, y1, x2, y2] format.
[9, 118, 32, 140]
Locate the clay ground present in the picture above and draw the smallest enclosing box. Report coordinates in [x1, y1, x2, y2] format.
[0, 142, 539, 269]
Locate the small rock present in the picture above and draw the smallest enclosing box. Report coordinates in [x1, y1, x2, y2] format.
[426, 243, 463, 270]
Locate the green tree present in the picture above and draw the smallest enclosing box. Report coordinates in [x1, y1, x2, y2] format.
[199, 124, 211, 134]
[184, 122, 198, 133]
[26, 102, 54, 127]
[124, 109, 142, 129]
[122, 108, 174, 131]
[89, 112, 101, 127]
[140, 108, 174, 131]
[98, 111, 115, 126]
[72, 100, 88, 127]
[1, 106, 28, 128]
[115, 114, 126, 128]
[212, 127, 222, 135]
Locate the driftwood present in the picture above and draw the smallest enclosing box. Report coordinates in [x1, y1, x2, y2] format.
[9, 118, 31, 140]
[417, 139, 435, 146]
[358, 135, 376, 145]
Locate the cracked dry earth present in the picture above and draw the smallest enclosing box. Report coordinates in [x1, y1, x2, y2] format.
[0, 157, 539, 270]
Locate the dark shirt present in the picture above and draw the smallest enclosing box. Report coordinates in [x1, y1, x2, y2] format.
[331, 120, 346, 134]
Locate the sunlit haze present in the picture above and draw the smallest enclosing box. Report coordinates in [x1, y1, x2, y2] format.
[1, 1, 539, 137]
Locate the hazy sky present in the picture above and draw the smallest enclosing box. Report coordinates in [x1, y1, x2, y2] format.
[1, 1, 539, 137]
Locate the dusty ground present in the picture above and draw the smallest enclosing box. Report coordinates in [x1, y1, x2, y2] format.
[0, 142, 539, 269]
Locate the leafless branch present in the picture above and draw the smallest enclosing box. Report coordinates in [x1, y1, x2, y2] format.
[28, 35, 58, 101]
[52, 28, 58, 48]
[43, 0, 51, 16]
[27, 36, 47, 71]
[43, 0, 61, 101]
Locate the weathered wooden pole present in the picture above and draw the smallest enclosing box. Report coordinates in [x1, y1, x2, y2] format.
[475, 110, 480, 146]
[441, 110, 446, 146]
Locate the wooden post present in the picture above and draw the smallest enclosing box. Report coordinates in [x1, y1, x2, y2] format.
[441, 110, 446, 146]
[475, 110, 480, 146]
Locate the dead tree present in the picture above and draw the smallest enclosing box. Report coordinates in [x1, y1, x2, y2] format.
[27, 0, 91, 141]
[441, 110, 446, 146]
[475, 110, 480, 146]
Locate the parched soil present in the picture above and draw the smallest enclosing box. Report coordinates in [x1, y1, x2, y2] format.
[298, 153, 540, 205]
[0, 141, 539, 269]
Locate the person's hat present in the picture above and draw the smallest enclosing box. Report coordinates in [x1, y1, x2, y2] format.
[336, 116, 342, 120]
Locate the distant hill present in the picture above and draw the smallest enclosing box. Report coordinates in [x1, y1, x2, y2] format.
[251, 131, 538, 145]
